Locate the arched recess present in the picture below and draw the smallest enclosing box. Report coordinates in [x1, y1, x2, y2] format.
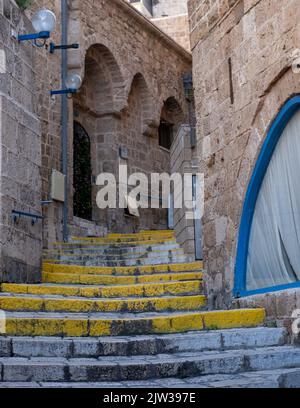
[159, 97, 185, 150]
[234, 96, 300, 297]
[74, 44, 126, 116]
[73, 121, 92, 221]
[124, 73, 157, 137]
[71, 44, 125, 225]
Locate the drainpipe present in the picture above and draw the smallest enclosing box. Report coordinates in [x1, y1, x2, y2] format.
[61, 0, 69, 242]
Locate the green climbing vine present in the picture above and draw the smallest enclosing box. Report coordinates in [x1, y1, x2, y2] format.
[16, 0, 32, 10]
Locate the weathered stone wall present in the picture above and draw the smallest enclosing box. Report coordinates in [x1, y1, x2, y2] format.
[188, 0, 300, 320]
[0, 0, 193, 283]
[66, 0, 191, 234]
[0, 0, 45, 282]
[152, 14, 191, 51]
[19, 0, 191, 244]
[170, 124, 201, 260]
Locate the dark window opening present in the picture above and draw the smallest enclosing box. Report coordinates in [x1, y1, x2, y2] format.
[73, 121, 93, 221]
[159, 120, 174, 150]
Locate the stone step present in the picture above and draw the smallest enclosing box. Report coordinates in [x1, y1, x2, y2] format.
[45, 242, 181, 255]
[53, 238, 177, 249]
[44, 254, 189, 267]
[1, 309, 265, 337]
[0, 293, 207, 313]
[68, 233, 175, 244]
[0, 328, 287, 358]
[1, 280, 202, 299]
[42, 271, 203, 285]
[0, 346, 299, 383]
[43, 248, 185, 261]
[11, 367, 296, 388]
[43, 261, 203, 276]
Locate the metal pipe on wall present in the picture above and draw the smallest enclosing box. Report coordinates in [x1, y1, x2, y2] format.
[61, 0, 69, 242]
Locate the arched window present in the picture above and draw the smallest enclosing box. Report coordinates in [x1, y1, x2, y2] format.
[159, 97, 184, 150]
[235, 96, 300, 297]
[73, 121, 92, 221]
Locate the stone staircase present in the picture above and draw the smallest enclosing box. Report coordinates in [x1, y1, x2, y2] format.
[0, 230, 299, 388]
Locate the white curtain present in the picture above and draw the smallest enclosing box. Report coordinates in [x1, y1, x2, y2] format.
[247, 109, 300, 291]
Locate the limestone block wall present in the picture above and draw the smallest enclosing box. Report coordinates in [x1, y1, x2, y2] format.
[66, 0, 192, 234]
[152, 14, 191, 51]
[0, 0, 194, 283]
[151, 1, 190, 51]
[170, 124, 200, 259]
[188, 0, 300, 321]
[0, 0, 44, 282]
[7, 0, 192, 244]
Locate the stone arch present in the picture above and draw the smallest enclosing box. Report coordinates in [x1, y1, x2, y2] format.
[158, 97, 185, 149]
[232, 68, 300, 299]
[125, 73, 158, 137]
[73, 121, 92, 221]
[161, 97, 185, 131]
[74, 44, 126, 116]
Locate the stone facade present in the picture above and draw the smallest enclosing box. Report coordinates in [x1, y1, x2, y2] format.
[153, 14, 191, 51]
[0, 0, 45, 282]
[188, 0, 300, 322]
[67, 0, 191, 236]
[0, 0, 193, 282]
[30, 0, 191, 244]
[152, 0, 190, 51]
[170, 124, 201, 259]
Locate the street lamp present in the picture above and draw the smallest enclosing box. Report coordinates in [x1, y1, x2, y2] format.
[17, 9, 56, 46]
[50, 73, 82, 96]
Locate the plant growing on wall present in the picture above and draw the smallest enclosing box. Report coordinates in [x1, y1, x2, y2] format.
[16, 0, 31, 10]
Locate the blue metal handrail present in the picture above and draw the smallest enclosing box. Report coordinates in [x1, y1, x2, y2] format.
[12, 210, 43, 225]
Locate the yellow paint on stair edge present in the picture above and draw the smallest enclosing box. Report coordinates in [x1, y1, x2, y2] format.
[43, 247, 183, 258]
[52, 239, 177, 247]
[1, 280, 202, 299]
[42, 261, 203, 276]
[202, 308, 266, 330]
[42, 271, 203, 285]
[2, 308, 265, 337]
[71, 234, 175, 243]
[0, 295, 206, 313]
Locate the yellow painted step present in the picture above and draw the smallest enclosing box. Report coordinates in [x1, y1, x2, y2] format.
[1, 280, 202, 299]
[2, 309, 266, 337]
[108, 230, 174, 237]
[0, 294, 206, 313]
[70, 233, 174, 243]
[42, 271, 203, 285]
[53, 239, 177, 247]
[43, 248, 183, 258]
[43, 261, 203, 276]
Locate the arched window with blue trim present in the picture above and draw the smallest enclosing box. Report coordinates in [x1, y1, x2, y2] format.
[234, 96, 300, 297]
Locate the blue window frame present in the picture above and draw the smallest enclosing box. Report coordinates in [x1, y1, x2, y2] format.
[234, 95, 300, 298]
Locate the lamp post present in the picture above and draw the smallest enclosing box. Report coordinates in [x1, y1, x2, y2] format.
[15, 4, 80, 243]
[61, 0, 69, 243]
